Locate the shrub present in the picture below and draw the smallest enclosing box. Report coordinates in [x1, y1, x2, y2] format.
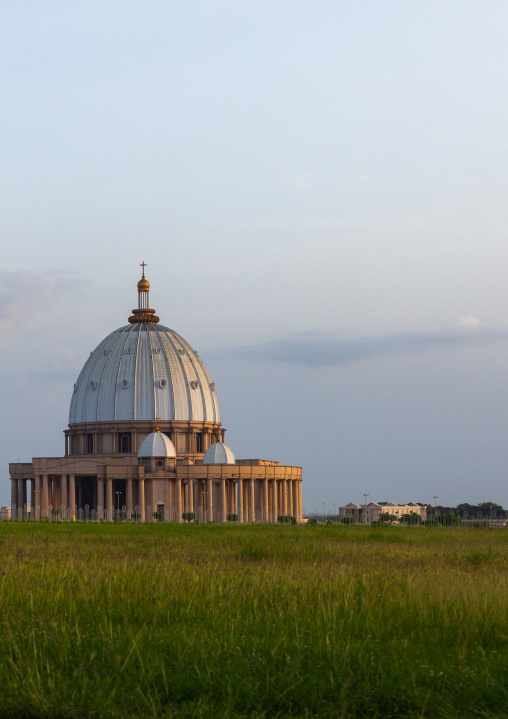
[307, 517, 318, 526]
[227, 513, 238, 522]
[182, 512, 196, 521]
[277, 515, 296, 524]
[130, 512, 141, 519]
[340, 517, 355, 525]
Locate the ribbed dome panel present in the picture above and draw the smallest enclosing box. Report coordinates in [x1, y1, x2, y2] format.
[69, 324, 220, 424]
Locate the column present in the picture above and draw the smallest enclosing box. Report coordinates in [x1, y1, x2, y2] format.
[263, 478, 269, 523]
[249, 479, 255, 523]
[61, 475, 68, 520]
[206, 478, 213, 522]
[10, 479, 17, 518]
[299, 481, 303, 522]
[139, 478, 145, 522]
[272, 479, 278, 523]
[288, 480, 293, 519]
[188, 479, 194, 514]
[30, 479, 35, 519]
[97, 478, 104, 521]
[17, 479, 24, 519]
[42, 474, 49, 519]
[243, 480, 249, 523]
[126, 478, 133, 520]
[176, 478, 182, 523]
[221, 478, 227, 522]
[35, 475, 40, 520]
[237, 479, 243, 523]
[282, 479, 288, 516]
[106, 478, 113, 521]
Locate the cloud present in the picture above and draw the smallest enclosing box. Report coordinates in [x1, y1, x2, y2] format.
[457, 315, 481, 328]
[0, 270, 80, 331]
[217, 325, 508, 368]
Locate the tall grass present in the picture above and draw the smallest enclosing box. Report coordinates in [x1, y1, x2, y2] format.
[0, 523, 507, 717]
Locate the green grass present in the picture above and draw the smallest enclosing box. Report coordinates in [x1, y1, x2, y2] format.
[1, 523, 508, 718]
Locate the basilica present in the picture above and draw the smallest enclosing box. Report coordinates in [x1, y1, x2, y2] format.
[9, 268, 302, 523]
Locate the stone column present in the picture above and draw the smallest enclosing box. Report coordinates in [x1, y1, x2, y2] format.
[243, 479, 249, 523]
[126, 479, 133, 520]
[10, 479, 17, 518]
[42, 475, 49, 518]
[69, 474, 76, 520]
[30, 479, 35, 518]
[97, 478, 104, 521]
[237, 479, 243, 523]
[299, 481, 303, 522]
[206, 478, 213, 522]
[17, 479, 24, 519]
[60, 475, 67, 519]
[106, 479, 113, 521]
[282, 479, 288, 516]
[272, 479, 278, 523]
[249, 479, 255, 523]
[288, 480, 293, 518]
[263, 478, 269, 523]
[188, 479, 194, 514]
[139, 479, 145, 522]
[221, 478, 227, 522]
[176, 478, 182, 523]
[34, 475, 41, 520]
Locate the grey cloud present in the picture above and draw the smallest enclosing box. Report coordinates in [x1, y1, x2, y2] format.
[217, 326, 508, 367]
[0, 270, 82, 331]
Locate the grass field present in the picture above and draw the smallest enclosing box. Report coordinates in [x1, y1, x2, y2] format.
[1, 523, 507, 718]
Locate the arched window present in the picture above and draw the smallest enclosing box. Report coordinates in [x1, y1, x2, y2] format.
[87, 434, 94, 454]
[196, 434, 202, 453]
[118, 432, 132, 453]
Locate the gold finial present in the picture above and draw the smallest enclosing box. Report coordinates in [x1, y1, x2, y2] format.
[128, 263, 159, 324]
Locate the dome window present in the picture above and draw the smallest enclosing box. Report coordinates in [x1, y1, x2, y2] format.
[210, 382, 215, 391]
[159, 379, 167, 388]
[89, 381, 97, 391]
[190, 380, 198, 390]
[178, 349, 185, 355]
[121, 379, 130, 389]
[153, 348, 161, 354]
[73, 383, 78, 393]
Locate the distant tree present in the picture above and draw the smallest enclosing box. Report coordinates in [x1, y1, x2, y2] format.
[379, 513, 396, 524]
[399, 512, 422, 525]
[437, 513, 459, 526]
[340, 517, 355, 525]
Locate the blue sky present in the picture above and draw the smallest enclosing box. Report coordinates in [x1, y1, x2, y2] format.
[2, 1, 508, 511]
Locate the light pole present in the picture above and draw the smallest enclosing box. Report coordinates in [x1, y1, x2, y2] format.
[332, 502, 336, 523]
[322, 502, 325, 523]
[363, 493, 369, 524]
[115, 491, 121, 516]
[433, 495, 438, 521]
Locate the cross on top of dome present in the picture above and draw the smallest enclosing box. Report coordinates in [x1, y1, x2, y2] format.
[129, 263, 159, 324]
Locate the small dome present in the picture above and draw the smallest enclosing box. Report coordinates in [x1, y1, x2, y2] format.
[137, 277, 150, 291]
[203, 442, 235, 465]
[138, 431, 176, 458]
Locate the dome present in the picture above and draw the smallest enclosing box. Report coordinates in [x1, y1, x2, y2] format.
[69, 323, 220, 423]
[138, 431, 176, 458]
[203, 442, 235, 465]
[137, 277, 150, 291]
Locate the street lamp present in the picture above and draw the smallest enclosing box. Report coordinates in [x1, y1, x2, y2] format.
[322, 502, 325, 523]
[332, 502, 336, 523]
[433, 495, 438, 521]
[363, 493, 369, 524]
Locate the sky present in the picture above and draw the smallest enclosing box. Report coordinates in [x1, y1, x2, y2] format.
[2, 1, 508, 512]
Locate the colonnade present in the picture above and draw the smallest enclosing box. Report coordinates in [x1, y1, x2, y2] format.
[10, 474, 303, 523]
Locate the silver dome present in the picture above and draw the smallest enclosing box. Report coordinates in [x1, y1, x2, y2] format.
[69, 323, 220, 424]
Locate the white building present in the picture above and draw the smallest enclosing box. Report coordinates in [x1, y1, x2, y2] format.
[339, 501, 427, 524]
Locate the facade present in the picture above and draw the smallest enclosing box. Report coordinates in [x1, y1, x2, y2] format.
[9, 269, 302, 523]
[339, 501, 427, 523]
